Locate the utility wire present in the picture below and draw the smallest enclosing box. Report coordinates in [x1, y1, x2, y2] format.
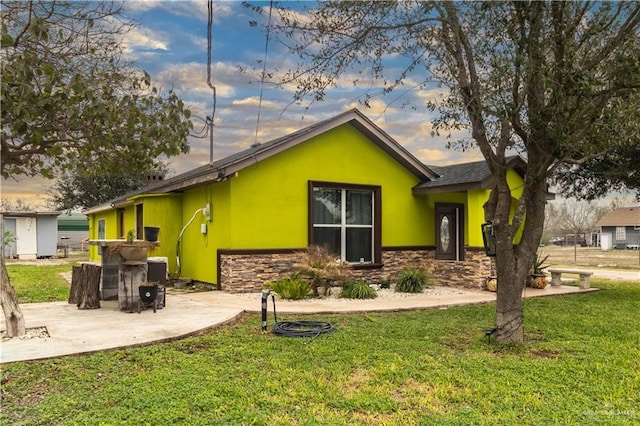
[253, 0, 274, 146]
[207, 0, 217, 163]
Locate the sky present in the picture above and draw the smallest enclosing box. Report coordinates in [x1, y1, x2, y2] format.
[0, 0, 498, 209]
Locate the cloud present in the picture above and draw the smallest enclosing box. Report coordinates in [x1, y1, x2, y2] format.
[125, 0, 232, 22]
[155, 62, 238, 99]
[123, 26, 169, 52]
[415, 148, 450, 163]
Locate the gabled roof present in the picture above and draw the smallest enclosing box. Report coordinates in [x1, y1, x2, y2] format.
[84, 109, 438, 214]
[412, 156, 527, 195]
[595, 207, 640, 227]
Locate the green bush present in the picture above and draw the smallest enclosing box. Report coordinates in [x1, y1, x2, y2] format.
[395, 267, 433, 293]
[339, 280, 378, 299]
[267, 273, 311, 300]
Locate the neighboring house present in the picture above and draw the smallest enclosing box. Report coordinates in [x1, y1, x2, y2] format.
[84, 109, 528, 292]
[58, 214, 90, 251]
[2, 211, 60, 259]
[595, 207, 640, 250]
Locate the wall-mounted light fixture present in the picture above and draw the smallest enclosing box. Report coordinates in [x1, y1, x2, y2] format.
[481, 222, 497, 257]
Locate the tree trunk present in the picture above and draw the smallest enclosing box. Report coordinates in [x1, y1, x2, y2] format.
[75, 263, 102, 310]
[0, 256, 26, 337]
[492, 203, 527, 345]
[491, 163, 549, 344]
[494, 269, 525, 343]
[68, 265, 82, 304]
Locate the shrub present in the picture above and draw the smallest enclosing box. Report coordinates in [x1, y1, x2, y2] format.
[297, 244, 351, 294]
[267, 273, 311, 300]
[395, 267, 433, 293]
[339, 280, 378, 299]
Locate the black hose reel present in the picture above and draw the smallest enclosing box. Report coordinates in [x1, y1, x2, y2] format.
[261, 290, 336, 338]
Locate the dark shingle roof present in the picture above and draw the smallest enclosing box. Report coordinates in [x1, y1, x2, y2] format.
[413, 156, 526, 194]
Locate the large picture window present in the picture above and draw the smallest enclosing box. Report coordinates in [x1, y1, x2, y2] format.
[310, 182, 381, 264]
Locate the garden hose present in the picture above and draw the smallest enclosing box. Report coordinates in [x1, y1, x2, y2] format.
[272, 320, 337, 338]
[261, 290, 336, 338]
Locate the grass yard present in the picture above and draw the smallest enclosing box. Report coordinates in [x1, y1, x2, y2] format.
[2, 279, 639, 425]
[4, 263, 77, 303]
[541, 245, 640, 270]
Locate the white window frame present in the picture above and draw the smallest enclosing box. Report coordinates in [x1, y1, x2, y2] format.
[97, 219, 106, 240]
[312, 187, 374, 264]
[97, 219, 106, 258]
[616, 226, 626, 241]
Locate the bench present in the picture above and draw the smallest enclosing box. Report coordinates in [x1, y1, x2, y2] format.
[547, 268, 593, 289]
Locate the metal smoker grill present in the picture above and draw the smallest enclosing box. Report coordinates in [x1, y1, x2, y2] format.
[138, 284, 158, 313]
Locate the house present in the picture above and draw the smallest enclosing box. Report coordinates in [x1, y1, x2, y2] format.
[57, 213, 90, 251]
[2, 211, 60, 259]
[85, 109, 527, 293]
[595, 207, 640, 250]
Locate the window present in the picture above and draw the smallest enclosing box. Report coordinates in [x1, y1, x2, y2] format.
[309, 182, 380, 263]
[616, 226, 626, 241]
[97, 219, 106, 257]
[97, 219, 106, 240]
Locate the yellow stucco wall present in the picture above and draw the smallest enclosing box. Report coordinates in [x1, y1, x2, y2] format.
[178, 123, 431, 283]
[88, 210, 119, 259]
[177, 184, 219, 282]
[230, 124, 429, 247]
[136, 194, 183, 272]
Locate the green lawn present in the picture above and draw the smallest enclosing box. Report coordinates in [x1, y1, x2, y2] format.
[2, 278, 639, 425]
[5, 263, 76, 303]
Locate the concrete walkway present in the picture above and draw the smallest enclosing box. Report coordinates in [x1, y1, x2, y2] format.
[0, 284, 598, 364]
[588, 268, 640, 281]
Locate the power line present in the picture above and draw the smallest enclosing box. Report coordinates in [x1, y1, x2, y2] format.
[207, 0, 217, 164]
[253, 0, 274, 147]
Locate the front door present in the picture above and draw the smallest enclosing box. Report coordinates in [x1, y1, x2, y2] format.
[435, 204, 464, 261]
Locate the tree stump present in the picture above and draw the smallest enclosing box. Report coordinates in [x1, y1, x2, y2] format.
[72, 264, 102, 310]
[68, 265, 82, 304]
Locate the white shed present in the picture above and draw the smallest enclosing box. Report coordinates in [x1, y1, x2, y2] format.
[2, 212, 61, 259]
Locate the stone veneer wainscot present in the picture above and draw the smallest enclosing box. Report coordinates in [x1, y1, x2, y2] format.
[217, 247, 493, 293]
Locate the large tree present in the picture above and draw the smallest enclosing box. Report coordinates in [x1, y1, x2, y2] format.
[1, 1, 193, 337]
[266, 1, 640, 343]
[1, 1, 192, 179]
[552, 88, 640, 200]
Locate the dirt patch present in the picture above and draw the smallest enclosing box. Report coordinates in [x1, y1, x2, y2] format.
[540, 246, 640, 270]
[530, 349, 562, 359]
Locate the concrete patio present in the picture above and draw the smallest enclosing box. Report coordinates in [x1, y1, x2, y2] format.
[0, 284, 598, 364]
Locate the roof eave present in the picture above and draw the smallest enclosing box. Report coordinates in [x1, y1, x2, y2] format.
[1, 211, 62, 217]
[412, 182, 483, 195]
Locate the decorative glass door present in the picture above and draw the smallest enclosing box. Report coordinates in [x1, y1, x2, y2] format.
[435, 204, 464, 260]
